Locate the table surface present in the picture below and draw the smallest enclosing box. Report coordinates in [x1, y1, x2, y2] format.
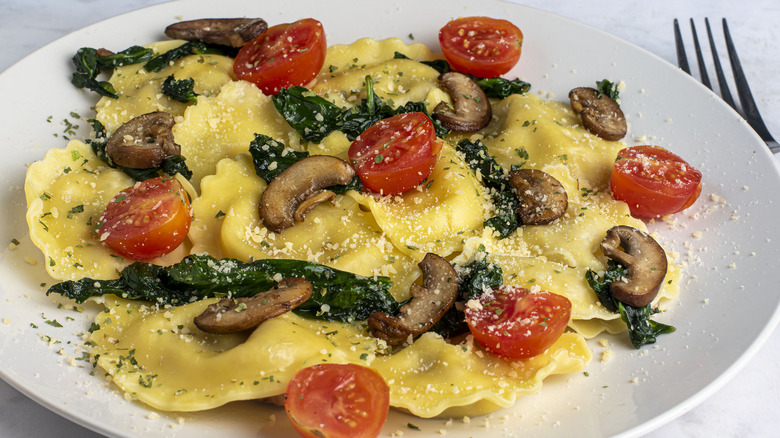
[1, 0, 778, 437]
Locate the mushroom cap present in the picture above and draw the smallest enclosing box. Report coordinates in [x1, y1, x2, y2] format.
[600, 225, 668, 307]
[259, 155, 356, 233]
[105, 111, 180, 169]
[367, 253, 459, 346]
[569, 87, 627, 141]
[433, 72, 492, 132]
[193, 277, 313, 334]
[508, 169, 568, 225]
[164, 18, 268, 48]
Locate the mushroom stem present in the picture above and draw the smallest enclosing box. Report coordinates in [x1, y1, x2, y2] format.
[600, 226, 668, 308]
[433, 72, 492, 132]
[367, 253, 459, 346]
[259, 155, 356, 233]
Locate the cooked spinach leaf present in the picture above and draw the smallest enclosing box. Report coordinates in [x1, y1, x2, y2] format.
[71, 46, 155, 98]
[247, 133, 311, 183]
[458, 257, 504, 300]
[431, 254, 504, 338]
[474, 77, 531, 99]
[482, 191, 521, 239]
[586, 261, 675, 348]
[71, 48, 118, 98]
[455, 139, 520, 238]
[272, 87, 342, 143]
[596, 79, 620, 103]
[47, 254, 399, 323]
[96, 45, 155, 68]
[585, 260, 625, 312]
[618, 302, 675, 348]
[143, 41, 221, 73]
[455, 139, 507, 189]
[338, 76, 449, 139]
[161, 75, 198, 103]
[86, 119, 193, 181]
[273, 76, 448, 143]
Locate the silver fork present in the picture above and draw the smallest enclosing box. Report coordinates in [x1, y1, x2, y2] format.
[674, 18, 779, 153]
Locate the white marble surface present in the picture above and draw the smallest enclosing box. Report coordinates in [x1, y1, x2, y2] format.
[0, 0, 778, 436]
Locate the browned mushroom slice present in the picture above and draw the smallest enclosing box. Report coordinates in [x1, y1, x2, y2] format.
[95, 48, 115, 57]
[600, 225, 668, 307]
[194, 277, 313, 334]
[569, 87, 627, 141]
[367, 253, 459, 346]
[259, 155, 356, 233]
[105, 111, 180, 169]
[508, 169, 568, 225]
[432, 72, 492, 132]
[164, 18, 268, 48]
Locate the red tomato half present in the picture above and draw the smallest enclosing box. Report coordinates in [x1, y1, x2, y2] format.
[438, 16, 524, 77]
[285, 363, 390, 438]
[465, 286, 571, 359]
[610, 145, 703, 218]
[234, 18, 326, 94]
[348, 112, 442, 195]
[97, 176, 191, 260]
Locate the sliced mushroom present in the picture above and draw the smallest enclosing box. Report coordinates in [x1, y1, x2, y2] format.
[105, 111, 180, 169]
[569, 87, 627, 141]
[259, 155, 356, 233]
[600, 225, 668, 308]
[508, 169, 568, 224]
[194, 277, 313, 334]
[95, 48, 115, 57]
[164, 18, 268, 48]
[367, 253, 459, 346]
[432, 72, 492, 132]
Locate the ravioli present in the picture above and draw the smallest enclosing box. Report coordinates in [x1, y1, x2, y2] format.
[190, 154, 420, 300]
[95, 40, 235, 133]
[346, 143, 485, 260]
[25, 140, 133, 279]
[91, 296, 590, 417]
[173, 80, 302, 188]
[25, 34, 684, 420]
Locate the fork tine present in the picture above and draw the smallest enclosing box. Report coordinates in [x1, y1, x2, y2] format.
[722, 18, 777, 143]
[673, 19, 691, 73]
[689, 19, 712, 90]
[704, 18, 738, 111]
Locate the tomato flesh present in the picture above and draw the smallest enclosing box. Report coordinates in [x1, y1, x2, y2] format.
[285, 363, 390, 438]
[98, 176, 191, 260]
[348, 112, 441, 195]
[234, 18, 326, 95]
[610, 145, 703, 218]
[439, 16, 523, 78]
[465, 286, 571, 359]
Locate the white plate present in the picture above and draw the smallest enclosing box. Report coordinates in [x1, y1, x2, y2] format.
[1, 0, 779, 437]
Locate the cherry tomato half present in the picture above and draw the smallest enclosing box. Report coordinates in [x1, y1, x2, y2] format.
[348, 112, 442, 195]
[97, 176, 191, 260]
[234, 18, 326, 95]
[610, 145, 703, 218]
[465, 286, 571, 359]
[285, 363, 390, 438]
[438, 16, 524, 78]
